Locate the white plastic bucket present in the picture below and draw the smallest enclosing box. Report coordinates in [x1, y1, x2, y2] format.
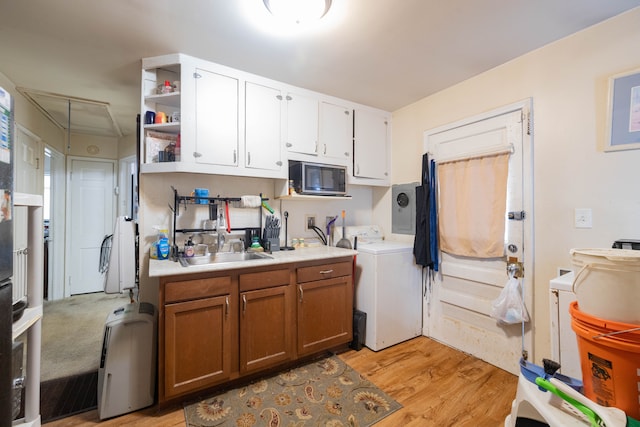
[571, 248, 640, 323]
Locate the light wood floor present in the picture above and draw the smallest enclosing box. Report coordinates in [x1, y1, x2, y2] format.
[44, 336, 518, 427]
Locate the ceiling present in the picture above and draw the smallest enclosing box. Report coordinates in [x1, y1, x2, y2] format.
[0, 0, 638, 138]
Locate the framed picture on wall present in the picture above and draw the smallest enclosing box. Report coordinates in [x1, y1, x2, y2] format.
[605, 68, 640, 152]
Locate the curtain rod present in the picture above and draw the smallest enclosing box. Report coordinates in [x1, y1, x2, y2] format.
[434, 143, 514, 165]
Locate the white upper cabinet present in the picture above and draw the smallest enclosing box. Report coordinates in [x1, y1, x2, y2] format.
[244, 82, 284, 172]
[195, 68, 239, 167]
[319, 101, 352, 165]
[353, 108, 390, 182]
[139, 53, 389, 184]
[285, 92, 319, 156]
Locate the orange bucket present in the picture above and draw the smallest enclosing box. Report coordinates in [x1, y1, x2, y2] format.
[570, 301, 640, 419]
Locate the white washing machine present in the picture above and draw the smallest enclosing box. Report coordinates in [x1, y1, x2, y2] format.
[338, 226, 422, 351]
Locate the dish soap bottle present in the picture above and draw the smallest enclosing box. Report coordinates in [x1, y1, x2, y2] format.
[250, 236, 264, 252]
[151, 227, 170, 260]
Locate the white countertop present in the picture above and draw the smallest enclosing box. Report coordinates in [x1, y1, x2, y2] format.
[149, 245, 357, 277]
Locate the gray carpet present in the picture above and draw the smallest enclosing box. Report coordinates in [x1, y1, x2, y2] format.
[40, 292, 131, 381]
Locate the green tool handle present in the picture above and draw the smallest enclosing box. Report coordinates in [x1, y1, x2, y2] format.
[535, 377, 600, 427]
[262, 200, 274, 214]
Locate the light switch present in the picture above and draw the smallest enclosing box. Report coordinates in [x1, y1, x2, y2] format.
[575, 208, 592, 229]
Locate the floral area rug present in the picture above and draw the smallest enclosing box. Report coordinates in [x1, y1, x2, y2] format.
[184, 355, 402, 427]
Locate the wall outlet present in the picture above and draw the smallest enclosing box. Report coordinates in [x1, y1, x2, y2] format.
[326, 216, 335, 227]
[574, 208, 592, 228]
[305, 215, 316, 230]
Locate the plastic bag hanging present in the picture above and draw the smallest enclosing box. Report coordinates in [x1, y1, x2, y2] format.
[490, 275, 529, 324]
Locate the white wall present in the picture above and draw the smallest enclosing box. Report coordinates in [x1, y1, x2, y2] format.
[386, 8, 640, 363]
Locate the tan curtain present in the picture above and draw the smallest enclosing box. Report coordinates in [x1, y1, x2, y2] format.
[437, 153, 509, 258]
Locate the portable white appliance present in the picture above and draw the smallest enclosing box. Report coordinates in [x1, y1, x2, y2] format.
[98, 302, 156, 420]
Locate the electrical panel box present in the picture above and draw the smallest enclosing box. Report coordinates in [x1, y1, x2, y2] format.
[391, 182, 418, 235]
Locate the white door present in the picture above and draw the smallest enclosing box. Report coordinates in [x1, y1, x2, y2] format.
[195, 68, 239, 166]
[354, 109, 389, 180]
[14, 125, 42, 194]
[13, 125, 42, 301]
[245, 82, 283, 172]
[46, 146, 66, 301]
[66, 157, 116, 296]
[319, 101, 352, 164]
[423, 100, 533, 375]
[285, 91, 319, 155]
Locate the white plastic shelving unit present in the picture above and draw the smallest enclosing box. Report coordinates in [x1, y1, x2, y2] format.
[12, 192, 43, 427]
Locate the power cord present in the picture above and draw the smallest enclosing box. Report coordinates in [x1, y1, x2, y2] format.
[309, 225, 327, 245]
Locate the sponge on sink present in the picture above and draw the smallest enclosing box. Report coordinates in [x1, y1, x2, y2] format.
[240, 195, 262, 208]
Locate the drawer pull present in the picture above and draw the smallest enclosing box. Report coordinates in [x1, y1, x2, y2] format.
[319, 269, 334, 274]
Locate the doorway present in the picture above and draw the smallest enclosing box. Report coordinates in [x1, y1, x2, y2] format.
[65, 157, 116, 296]
[423, 99, 533, 375]
[44, 146, 65, 301]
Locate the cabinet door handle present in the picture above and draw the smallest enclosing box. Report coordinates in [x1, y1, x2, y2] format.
[319, 269, 334, 274]
[233, 150, 237, 164]
[225, 296, 229, 317]
[286, 142, 292, 148]
[323, 144, 327, 155]
[276, 160, 282, 166]
[299, 285, 303, 303]
[247, 151, 251, 165]
[314, 141, 318, 154]
[242, 294, 247, 313]
[193, 152, 202, 158]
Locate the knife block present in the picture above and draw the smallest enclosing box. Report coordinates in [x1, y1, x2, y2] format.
[266, 238, 280, 252]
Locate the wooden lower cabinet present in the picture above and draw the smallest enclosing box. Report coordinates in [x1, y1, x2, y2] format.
[297, 275, 353, 356]
[164, 294, 232, 399]
[159, 257, 353, 403]
[240, 285, 294, 374]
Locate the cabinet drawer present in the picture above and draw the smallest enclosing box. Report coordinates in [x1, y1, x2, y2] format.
[164, 276, 232, 303]
[240, 269, 290, 292]
[297, 261, 352, 283]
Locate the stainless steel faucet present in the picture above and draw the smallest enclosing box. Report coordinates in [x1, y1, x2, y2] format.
[228, 238, 245, 253]
[217, 211, 226, 252]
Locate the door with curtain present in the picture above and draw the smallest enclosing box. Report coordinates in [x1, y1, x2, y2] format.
[423, 101, 533, 375]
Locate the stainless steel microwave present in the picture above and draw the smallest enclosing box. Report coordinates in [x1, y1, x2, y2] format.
[289, 161, 347, 196]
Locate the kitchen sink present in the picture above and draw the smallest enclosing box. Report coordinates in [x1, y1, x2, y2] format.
[178, 251, 273, 267]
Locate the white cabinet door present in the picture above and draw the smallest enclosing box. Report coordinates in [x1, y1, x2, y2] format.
[285, 92, 318, 156]
[245, 82, 283, 172]
[354, 109, 389, 180]
[195, 68, 239, 167]
[319, 102, 352, 164]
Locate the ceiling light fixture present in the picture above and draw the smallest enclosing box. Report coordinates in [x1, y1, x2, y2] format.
[263, 0, 332, 24]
